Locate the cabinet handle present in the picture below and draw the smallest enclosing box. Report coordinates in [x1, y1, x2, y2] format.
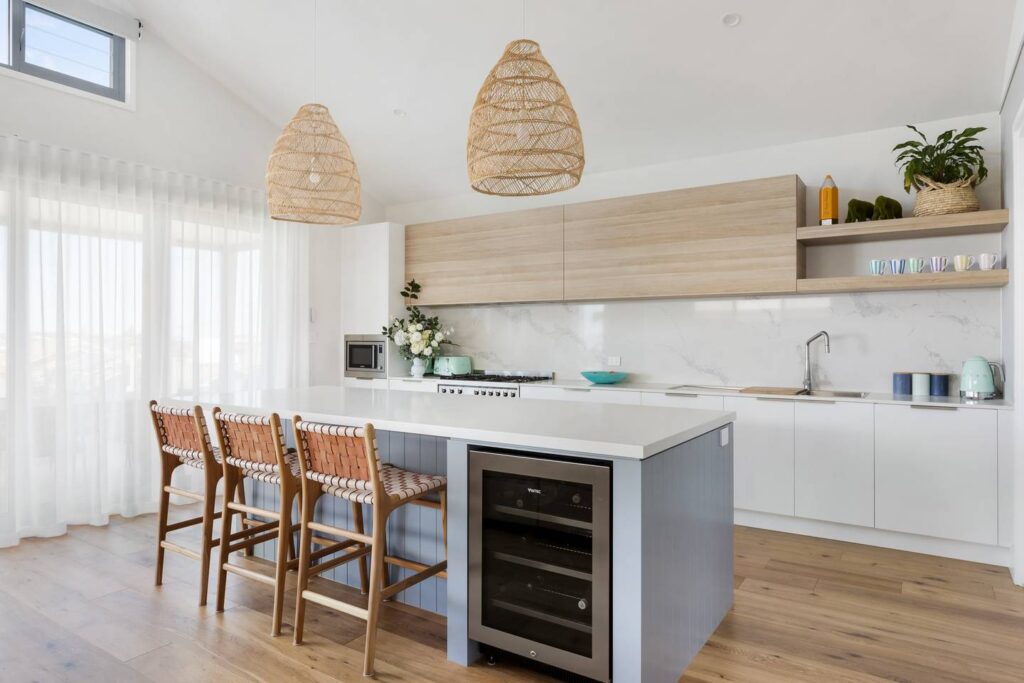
[910, 404, 958, 411]
[664, 392, 699, 397]
[564, 388, 592, 392]
[755, 397, 795, 402]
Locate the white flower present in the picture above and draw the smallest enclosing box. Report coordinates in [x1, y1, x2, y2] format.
[434, 332, 444, 342]
[393, 330, 407, 347]
[432, 340, 439, 347]
[415, 323, 424, 331]
[410, 341, 424, 355]
[409, 330, 422, 342]
[424, 346, 433, 356]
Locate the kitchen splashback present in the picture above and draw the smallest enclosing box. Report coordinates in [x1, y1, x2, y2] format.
[428, 290, 1001, 393]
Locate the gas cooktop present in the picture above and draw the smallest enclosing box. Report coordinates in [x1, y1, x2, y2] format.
[447, 373, 551, 384]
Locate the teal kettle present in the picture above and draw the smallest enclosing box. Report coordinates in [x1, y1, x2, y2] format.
[960, 356, 1003, 400]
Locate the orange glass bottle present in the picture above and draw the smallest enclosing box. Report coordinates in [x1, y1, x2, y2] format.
[819, 175, 838, 225]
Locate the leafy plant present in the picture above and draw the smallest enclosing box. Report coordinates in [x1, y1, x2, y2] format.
[893, 125, 987, 193]
[382, 280, 455, 360]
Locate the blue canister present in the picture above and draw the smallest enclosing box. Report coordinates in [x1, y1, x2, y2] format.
[930, 373, 950, 397]
[892, 372, 912, 395]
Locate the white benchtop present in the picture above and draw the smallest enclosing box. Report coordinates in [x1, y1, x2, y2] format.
[529, 379, 1012, 410]
[173, 385, 735, 460]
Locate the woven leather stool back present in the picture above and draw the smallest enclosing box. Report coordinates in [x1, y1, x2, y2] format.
[149, 402, 211, 459]
[293, 421, 377, 482]
[214, 411, 286, 467]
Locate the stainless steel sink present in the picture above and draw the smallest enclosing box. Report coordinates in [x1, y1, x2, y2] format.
[804, 389, 870, 398]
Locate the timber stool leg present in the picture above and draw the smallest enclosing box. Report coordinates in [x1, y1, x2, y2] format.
[211, 409, 303, 637]
[148, 401, 224, 606]
[291, 418, 448, 677]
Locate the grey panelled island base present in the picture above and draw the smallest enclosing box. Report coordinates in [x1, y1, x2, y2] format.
[178, 386, 734, 682]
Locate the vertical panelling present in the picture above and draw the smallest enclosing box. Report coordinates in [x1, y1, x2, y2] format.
[248, 430, 448, 613]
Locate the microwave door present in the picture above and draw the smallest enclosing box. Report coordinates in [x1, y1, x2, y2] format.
[348, 344, 375, 369]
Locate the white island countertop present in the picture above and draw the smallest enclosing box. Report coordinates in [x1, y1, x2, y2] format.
[172, 385, 734, 459]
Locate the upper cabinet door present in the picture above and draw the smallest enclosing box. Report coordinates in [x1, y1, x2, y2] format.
[405, 206, 564, 305]
[563, 176, 803, 300]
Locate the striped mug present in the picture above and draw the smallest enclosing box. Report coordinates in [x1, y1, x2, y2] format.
[869, 259, 886, 275]
[930, 256, 948, 273]
[889, 258, 906, 275]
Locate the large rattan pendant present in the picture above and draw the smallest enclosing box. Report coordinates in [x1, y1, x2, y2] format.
[266, 103, 361, 224]
[468, 39, 584, 196]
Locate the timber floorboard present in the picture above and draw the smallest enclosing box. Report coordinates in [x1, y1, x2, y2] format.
[0, 506, 1021, 682]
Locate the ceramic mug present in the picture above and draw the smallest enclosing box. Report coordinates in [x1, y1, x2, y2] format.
[869, 259, 886, 275]
[954, 254, 975, 272]
[978, 253, 1000, 271]
[930, 256, 948, 273]
[907, 257, 927, 274]
[889, 258, 906, 275]
[911, 372, 931, 397]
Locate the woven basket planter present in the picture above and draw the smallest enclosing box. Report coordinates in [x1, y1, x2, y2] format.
[912, 174, 979, 217]
[468, 39, 584, 197]
[266, 103, 361, 225]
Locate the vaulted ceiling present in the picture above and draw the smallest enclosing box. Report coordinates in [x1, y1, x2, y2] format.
[110, 0, 1015, 206]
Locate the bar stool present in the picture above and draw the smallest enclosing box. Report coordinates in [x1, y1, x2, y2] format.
[149, 401, 241, 606]
[290, 419, 447, 677]
[212, 409, 302, 636]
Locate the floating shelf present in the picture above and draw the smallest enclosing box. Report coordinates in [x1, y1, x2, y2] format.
[796, 209, 1009, 245]
[796, 270, 1009, 294]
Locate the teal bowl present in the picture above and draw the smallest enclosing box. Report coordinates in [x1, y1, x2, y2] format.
[581, 371, 629, 385]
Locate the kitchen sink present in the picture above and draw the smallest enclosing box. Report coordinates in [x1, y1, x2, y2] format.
[804, 389, 870, 398]
[667, 384, 744, 392]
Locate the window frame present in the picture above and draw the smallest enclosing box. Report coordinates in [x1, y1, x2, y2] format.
[5, 0, 126, 102]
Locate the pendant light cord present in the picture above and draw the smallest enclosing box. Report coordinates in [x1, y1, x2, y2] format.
[313, 0, 318, 102]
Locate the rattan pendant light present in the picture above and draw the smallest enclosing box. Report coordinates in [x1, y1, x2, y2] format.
[266, 1, 361, 224]
[467, 36, 585, 196]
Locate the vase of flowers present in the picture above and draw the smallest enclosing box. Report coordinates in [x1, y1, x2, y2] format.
[382, 280, 455, 377]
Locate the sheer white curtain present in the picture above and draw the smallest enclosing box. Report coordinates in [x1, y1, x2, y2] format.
[0, 136, 309, 547]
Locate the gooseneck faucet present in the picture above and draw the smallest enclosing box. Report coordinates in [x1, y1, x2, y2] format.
[803, 330, 831, 393]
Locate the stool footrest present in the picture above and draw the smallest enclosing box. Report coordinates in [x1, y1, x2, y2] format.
[165, 511, 220, 532]
[229, 501, 279, 520]
[311, 545, 371, 576]
[228, 527, 280, 554]
[301, 590, 368, 620]
[384, 555, 448, 581]
[308, 521, 371, 545]
[164, 486, 203, 502]
[223, 562, 275, 586]
[160, 540, 200, 561]
[381, 560, 447, 600]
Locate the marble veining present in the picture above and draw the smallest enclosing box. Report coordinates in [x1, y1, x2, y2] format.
[427, 290, 1002, 394]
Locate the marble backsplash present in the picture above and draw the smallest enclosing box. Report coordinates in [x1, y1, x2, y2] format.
[427, 290, 1002, 393]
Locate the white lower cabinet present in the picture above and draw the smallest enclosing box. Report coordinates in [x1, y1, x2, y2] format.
[640, 392, 725, 410]
[795, 401, 874, 527]
[388, 378, 438, 393]
[519, 386, 641, 405]
[722, 396, 795, 516]
[875, 404, 997, 545]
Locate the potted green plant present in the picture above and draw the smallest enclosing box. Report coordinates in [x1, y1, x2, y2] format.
[893, 125, 988, 217]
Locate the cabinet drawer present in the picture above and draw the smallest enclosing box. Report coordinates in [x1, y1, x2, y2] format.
[875, 405, 997, 545]
[519, 386, 641, 405]
[640, 393, 724, 410]
[389, 378, 438, 393]
[795, 401, 874, 527]
[343, 377, 389, 390]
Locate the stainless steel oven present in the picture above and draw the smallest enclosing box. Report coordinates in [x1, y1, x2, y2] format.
[344, 334, 386, 378]
[469, 449, 611, 681]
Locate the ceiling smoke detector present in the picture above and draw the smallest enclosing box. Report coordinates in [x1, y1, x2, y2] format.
[721, 12, 742, 28]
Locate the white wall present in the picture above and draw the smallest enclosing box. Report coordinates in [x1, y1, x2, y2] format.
[0, 30, 278, 188]
[1001, 34, 1024, 586]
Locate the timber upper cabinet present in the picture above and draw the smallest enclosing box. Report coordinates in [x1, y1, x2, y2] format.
[405, 206, 564, 305]
[563, 175, 804, 300]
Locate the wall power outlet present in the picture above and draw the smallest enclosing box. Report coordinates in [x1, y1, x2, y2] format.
[606, 356, 621, 367]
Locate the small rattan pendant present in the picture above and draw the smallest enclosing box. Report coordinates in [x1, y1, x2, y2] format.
[468, 39, 584, 196]
[266, 103, 361, 224]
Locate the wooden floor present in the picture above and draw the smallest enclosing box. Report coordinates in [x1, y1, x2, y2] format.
[1, 507, 1022, 683]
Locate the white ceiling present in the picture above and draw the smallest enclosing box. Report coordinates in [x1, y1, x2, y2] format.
[111, 0, 1015, 206]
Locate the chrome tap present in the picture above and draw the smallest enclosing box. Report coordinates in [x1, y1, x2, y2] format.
[803, 331, 831, 393]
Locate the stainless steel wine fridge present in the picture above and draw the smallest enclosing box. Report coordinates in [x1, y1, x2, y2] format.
[468, 449, 611, 681]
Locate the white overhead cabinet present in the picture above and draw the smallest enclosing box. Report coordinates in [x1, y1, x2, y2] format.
[794, 401, 874, 527]
[874, 405, 997, 545]
[723, 396, 794, 516]
[519, 386, 641, 405]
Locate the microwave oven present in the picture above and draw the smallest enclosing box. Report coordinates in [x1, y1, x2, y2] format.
[344, 334, 387, 378]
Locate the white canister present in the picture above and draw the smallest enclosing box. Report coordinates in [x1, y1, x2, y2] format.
[911, 372, 931, 397]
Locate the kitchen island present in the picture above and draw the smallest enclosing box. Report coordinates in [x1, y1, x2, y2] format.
[179, 385, 735, 682]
